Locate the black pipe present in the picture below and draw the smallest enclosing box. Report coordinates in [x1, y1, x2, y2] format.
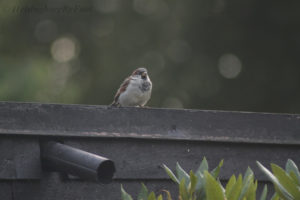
[41, 141, 115, 183]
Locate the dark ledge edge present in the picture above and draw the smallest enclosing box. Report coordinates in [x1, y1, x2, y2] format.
[0, 101, 299, 145]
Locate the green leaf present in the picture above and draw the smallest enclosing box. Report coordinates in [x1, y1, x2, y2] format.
[225, 175, 236, 197]
[259, 185, 268, 200]
[286, 159, 300, 185]
[240, 168, 256, 200]
[189, 170, 197, 195]
[147, 192, 156, 200]
[162, 190, 172, 200]
[256, 161, 293, 200]
[195, 171, 206, 199]
[121, 185, 133, 200]
[270, 193, 280, 200]
[211, 159, 224, 179]
[204, 171, 225, 200]
[227, 174, 243, 200]
[238, 174, 254, 200]
[195, 171, 205, 189]
[271, 163, 300, 199]
[176, 162, 190, 187]
[179, 179, 189, 200]
[197, 157, 209, 174]
[163, 164, 180, 184]
[218, 179, 226, 194]
[157, 195, 163, 200]
[138, 183, 149, 200]
[289, 171, 300, 186]
[245, 180, 257, 200]
[242, 167, 254, 184]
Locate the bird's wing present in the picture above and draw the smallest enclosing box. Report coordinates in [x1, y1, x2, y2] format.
[111, 77, 131, 106]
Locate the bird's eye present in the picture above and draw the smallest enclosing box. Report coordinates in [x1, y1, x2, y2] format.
[141, 72, 147, 79]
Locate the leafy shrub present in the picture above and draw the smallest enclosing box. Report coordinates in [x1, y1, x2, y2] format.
[121, 158, 267, 200]
[121, 158, 300, 200]
[257, 159, 300, 200]
[121, 183, 164, 200]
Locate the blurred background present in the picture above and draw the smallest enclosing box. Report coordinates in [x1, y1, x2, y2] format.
[0, 0, 300, 113]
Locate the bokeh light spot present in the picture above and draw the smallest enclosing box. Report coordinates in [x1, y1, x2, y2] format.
[218, 53, 242, 79]
[51, 37, 78, 63]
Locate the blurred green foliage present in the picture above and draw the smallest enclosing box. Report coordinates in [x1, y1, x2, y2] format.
[1, 0, 300, 113]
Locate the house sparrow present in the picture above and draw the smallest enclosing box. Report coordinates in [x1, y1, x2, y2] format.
[111, 68, 152, 107]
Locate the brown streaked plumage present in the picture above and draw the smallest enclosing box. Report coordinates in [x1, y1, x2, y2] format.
[111, 77, 131, 106]
[132, 68, 147, 76]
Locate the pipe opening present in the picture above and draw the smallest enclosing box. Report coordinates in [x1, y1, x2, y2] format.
[97, 160, 116, 183]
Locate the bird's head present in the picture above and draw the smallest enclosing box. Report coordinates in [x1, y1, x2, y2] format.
[132, 67, 148, 80]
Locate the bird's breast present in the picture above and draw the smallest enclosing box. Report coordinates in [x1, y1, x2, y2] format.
[118, 80, 151, 106]
[140, 81, 151, 92]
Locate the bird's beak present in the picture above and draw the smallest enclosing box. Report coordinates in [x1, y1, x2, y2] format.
[141, 72, 147, 79]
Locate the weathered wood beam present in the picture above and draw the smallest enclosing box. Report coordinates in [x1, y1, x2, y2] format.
[0, 102, 300, 144]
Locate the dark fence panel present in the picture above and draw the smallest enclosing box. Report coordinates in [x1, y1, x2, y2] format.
[64, 138, 299, 181]
[0, 138, 41, 180]
[0, 102, 299, 199]
[0, 182, 11, 200]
